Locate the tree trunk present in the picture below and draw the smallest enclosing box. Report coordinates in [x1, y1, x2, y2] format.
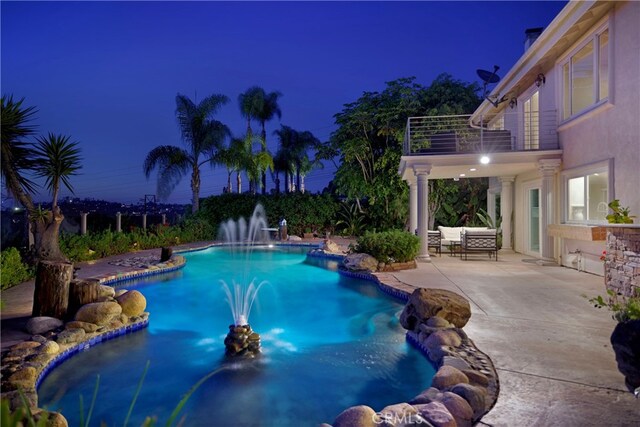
[237, 172, 242, 194]
[191, 167, 200, 213]
[227, 171, 232, 193]
[32, 260, 73, 318]
[301, 175, 306, 194]
[296, 169, 301, 193]
[261, 127, 267, 195]
[160, 246, 173, 262]
[68, 278, 101, 318]
[36, 207, 67, 262]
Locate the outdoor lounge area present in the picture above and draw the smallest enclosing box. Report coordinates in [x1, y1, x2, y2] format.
[428, 226, 499, 260]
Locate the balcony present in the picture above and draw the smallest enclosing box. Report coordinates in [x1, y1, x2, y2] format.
[403, 110, 559, 156]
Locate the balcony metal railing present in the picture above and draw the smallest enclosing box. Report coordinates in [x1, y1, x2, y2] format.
[403, 110, 559, 155]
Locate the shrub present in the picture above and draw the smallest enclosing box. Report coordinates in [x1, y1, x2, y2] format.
[354, 230, 420, 263]
[1, 247, 33, 290]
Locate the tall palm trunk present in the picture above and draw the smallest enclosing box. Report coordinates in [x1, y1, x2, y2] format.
[261, 125, 267, 194]
[296, 167, 301, 193]
[226, 171, 232, 193]
[191, 166, 200, 213]
[237, 171, 242, 194]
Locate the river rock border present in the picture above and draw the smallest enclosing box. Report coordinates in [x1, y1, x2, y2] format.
[309, 250, 500, 427]
[0, 254, 186, 424]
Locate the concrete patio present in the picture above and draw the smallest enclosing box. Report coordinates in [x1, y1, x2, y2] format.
[1, 245, 638, 425]
[393, 251, 639, 426]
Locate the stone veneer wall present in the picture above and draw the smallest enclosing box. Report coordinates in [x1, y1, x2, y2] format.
[605, 226, 640, 297]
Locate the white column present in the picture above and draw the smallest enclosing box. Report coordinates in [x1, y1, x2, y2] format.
[414, 165, 432, 262]
[500, 176, 515, 251]
[487, 191, 496, 225]
[116, 212, 122, 233]
[539, 159, 561, 259]
[80, 212, 88, 235]
[409, 181, 418, 234]
[142, 214, 147, 230]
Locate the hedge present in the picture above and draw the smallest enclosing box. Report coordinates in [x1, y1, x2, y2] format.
[1, 247, 33, 290]
[353, 230, 420, 263]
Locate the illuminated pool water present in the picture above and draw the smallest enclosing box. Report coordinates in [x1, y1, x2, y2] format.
[38, 246, 434, 426]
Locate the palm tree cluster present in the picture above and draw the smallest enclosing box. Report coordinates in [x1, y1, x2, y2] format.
[1, 95, 82, 262]
[144, 87, 324, 211]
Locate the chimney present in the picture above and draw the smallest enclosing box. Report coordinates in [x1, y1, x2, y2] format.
[524, 27, 544, 51]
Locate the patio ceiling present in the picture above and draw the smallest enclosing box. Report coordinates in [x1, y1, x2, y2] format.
[399, 149, 563, 182]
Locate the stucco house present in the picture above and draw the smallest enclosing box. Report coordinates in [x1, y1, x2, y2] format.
[400, 0, 639, 275]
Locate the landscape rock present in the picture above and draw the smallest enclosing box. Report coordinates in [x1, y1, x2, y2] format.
[440, 392, 474, 427]
[424, 329, 462, 350]
[114, 289, 128, 297]
[377, 403, 421, 426]
[8, 366, 38, 383]
[427, 317, 454, 328]
[56, 328, 86, 344]
[451, 383, 487, 419]
[98, 285, 116, 299]
[323, 239, 342, 253]
[75, 302, 122, 326]
[30, 335, 48, 344]
[25, 317, 63, 335]
[342, 253, 379, 272]
[38, 341, 60, 355]
[65, 321, 99, 333]
[410, 387, 442, 404]
[413, 401, 456, 427]
[400, 288, 471, 330]
[333, 405, 377, 427]
[431, 365, 469, 390]
[442, 356, 471, 371]
[11, 341, 42, 351]
[115, 290, 147, 317]
[461, 369, 489, 387]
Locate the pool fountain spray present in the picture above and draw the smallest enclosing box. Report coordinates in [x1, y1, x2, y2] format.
[218, 204, 271, 357]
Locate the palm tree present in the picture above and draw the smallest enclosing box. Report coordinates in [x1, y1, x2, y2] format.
[290, 130, 320, 192]
[1, 96, 83, 262]
[256, 90, 282, 194]
[273, 125, 297, 193]
[144, 93, 229, 212]
[1, 95, 38, 212]
[238, 87, 264, 136]
[297, 154, 323, 194]
[32, 133, 82, 260]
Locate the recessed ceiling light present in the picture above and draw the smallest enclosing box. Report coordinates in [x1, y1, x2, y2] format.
[470, 168, 477, 172]
[480, 156, 490, 164]
[459, 173, 466, 177]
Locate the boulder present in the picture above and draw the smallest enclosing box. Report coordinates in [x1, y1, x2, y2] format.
[25, 317, 64, 335]
[11, 341, 42, 351]
[98, 285, 116, 299]
[427, 317, 454, 328]
[66, 321, 99, 333]
[461, 369, 489, 387]
[424, 329, 462, 349]
[377, 403, 421, 426]
[323, 239, 342, 254]
[400, 288, 471, 330]
[431, 365, 469, 390]
[115, 290, 147, 317]
[450, 383, 487, 420]
[611, 319, 640, 391]
[8, 366, 38, 383]
[334, 405, 377, 427]
[440, 392, 474, 427]
[38, 341, 60, 355]
[410, 387, 442, 405]
[114, 289, 128, 297]
[343, 253, 379, 272]
[56, 328, 86, 344]
[413, 401, 456, 427]
[75, 302, 122, 326]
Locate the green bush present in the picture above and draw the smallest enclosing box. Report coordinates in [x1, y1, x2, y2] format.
[354, 230, 420, 263]
[1, 247, 33, 290]
[198, 193, 340, 237]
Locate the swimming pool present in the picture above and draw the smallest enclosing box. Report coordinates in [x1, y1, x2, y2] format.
[38, 246, 435, 426]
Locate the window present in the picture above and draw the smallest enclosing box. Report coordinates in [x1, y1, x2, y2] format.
[524, 91, 539, 149]
[564, 162, 610, 223]
[561, 26, 609, 120]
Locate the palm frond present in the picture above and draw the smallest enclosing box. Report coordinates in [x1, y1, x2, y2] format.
[33, 133, 82, 193]
[142, 145, 191, 200]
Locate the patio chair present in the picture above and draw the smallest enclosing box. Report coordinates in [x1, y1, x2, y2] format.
[428, 230, 441, 256]
[460, 229, 498, 261]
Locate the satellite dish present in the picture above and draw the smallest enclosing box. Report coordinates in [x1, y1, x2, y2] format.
[476, 67, 501, 84]
[476, 65, 508, 108]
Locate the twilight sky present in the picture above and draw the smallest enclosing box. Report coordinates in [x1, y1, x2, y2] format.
[1, 1, 567, 205]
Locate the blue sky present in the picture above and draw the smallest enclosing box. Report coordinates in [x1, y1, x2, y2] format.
[1, 1, 567, 204]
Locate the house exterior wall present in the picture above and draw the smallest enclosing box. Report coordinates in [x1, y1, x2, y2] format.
[553, 1, 639, 274]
